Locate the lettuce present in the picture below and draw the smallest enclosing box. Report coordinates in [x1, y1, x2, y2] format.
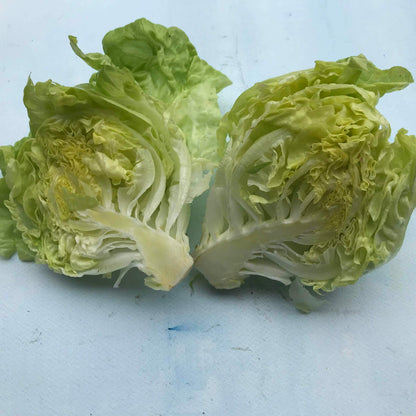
[0, 18, 230, 290]
[194, 55, 416, 307]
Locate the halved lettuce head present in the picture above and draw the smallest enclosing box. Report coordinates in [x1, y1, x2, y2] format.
[194, 55, 416, 307]
[0, 18, 230, 290]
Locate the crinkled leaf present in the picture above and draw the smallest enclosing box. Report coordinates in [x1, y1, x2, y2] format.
[70, 18, 231, 195]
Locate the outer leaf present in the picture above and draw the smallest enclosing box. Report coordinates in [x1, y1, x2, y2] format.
[70, 18, 231, 196]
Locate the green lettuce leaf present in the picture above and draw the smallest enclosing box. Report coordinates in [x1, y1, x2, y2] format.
[70, 18, 231, 197]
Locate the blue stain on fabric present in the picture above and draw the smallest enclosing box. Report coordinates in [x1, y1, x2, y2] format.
[167, 323, 221, 333]
[167, 324, 193, 332]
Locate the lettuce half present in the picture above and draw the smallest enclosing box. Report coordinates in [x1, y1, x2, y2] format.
[194, 55, 415, 307]
[0, 18, 230, 290]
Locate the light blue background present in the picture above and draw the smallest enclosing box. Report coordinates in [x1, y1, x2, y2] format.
[1, 1, 416, 415]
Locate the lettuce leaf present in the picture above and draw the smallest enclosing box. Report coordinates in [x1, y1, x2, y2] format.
[70, 18, 231, 197]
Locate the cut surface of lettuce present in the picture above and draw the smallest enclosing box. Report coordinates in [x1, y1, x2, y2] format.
[0, 19, 230, 290]
[194, 55, 416, 306]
